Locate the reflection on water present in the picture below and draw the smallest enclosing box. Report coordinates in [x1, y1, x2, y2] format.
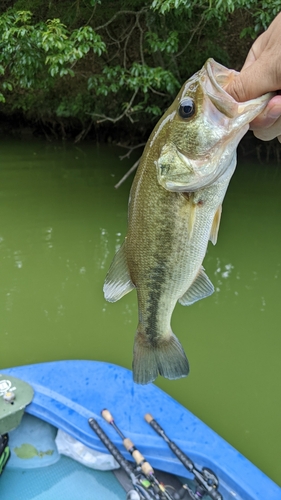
[215, 261, 234, 280]
[0, 139, 280, 486]
[43, 227, 53, 249]
[98, 228, 110, 270]
[214, 260, 235, 297]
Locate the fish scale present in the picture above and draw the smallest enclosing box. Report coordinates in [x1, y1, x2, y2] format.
[103, 58, 272, 384]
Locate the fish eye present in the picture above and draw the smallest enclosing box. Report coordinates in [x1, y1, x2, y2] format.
[178, 98, 195, 119]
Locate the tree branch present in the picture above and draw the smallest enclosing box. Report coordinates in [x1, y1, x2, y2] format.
[114, 158, 140, 189]
[91, 87, 139, 123]
[118, 142, 146, 160]
[95, 10, 145, 32]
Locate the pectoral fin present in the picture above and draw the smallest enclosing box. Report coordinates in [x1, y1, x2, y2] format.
[178, 268, 214, 306]
[209, 205, 222, 245]
[103, 242, 135, 302]
[188, 202, 196, 240]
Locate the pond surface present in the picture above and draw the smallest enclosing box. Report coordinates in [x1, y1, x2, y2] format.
[0, 138, 280, 486]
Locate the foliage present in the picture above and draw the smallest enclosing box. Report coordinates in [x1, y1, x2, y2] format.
[151, 0, 280, 21]
[0, 9, 105, 105]
[0, 0, 279, 138]
[146, 31, 179, 54]
[87, 63, 179, 122]
[240, 0, 281, 37]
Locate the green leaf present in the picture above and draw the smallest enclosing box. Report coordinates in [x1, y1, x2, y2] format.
[2, 82, 13, 91]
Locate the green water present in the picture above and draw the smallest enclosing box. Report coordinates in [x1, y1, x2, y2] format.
[0, 138, 280, 486]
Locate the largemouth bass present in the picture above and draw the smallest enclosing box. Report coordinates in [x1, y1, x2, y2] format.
[104, 59, 271, 385]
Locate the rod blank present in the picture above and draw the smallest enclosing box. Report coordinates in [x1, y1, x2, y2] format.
[145, 414, 223, 500]
[101, 409, 174, 500]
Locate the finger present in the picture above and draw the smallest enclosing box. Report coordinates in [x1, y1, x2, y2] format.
[241, 28, 269, 71]
[240, 47, 257, 71]
[250, 95, 281, 129]
[226, 55, 276, 102]
[253, 115, 281, 141]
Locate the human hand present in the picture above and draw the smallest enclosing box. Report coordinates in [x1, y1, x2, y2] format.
[226, 12, 281, 143]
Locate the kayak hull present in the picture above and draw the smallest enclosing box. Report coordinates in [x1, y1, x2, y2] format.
[2, 360, 280, 500]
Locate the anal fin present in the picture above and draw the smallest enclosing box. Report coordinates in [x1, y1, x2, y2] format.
[178, 268, 214, 306]
[103, 241, 135, 302]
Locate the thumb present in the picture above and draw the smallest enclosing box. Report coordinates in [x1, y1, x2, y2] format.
[226, 58, 274, 102]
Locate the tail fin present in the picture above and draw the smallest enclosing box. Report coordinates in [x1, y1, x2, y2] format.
[132, 329, 189, 385]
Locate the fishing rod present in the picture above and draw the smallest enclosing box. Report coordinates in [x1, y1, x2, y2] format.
[88, 416, 160, 500]
[102, 409, 185, 500]
[145, 414, 223, 500]
[0, 434, 9, 475]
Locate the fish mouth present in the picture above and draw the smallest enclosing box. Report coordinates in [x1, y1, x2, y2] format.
[205, 59, 272, 123]
[161, 60, 273, 192]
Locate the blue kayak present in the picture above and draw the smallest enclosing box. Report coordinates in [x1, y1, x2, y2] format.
[2, 360, 281, 500]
